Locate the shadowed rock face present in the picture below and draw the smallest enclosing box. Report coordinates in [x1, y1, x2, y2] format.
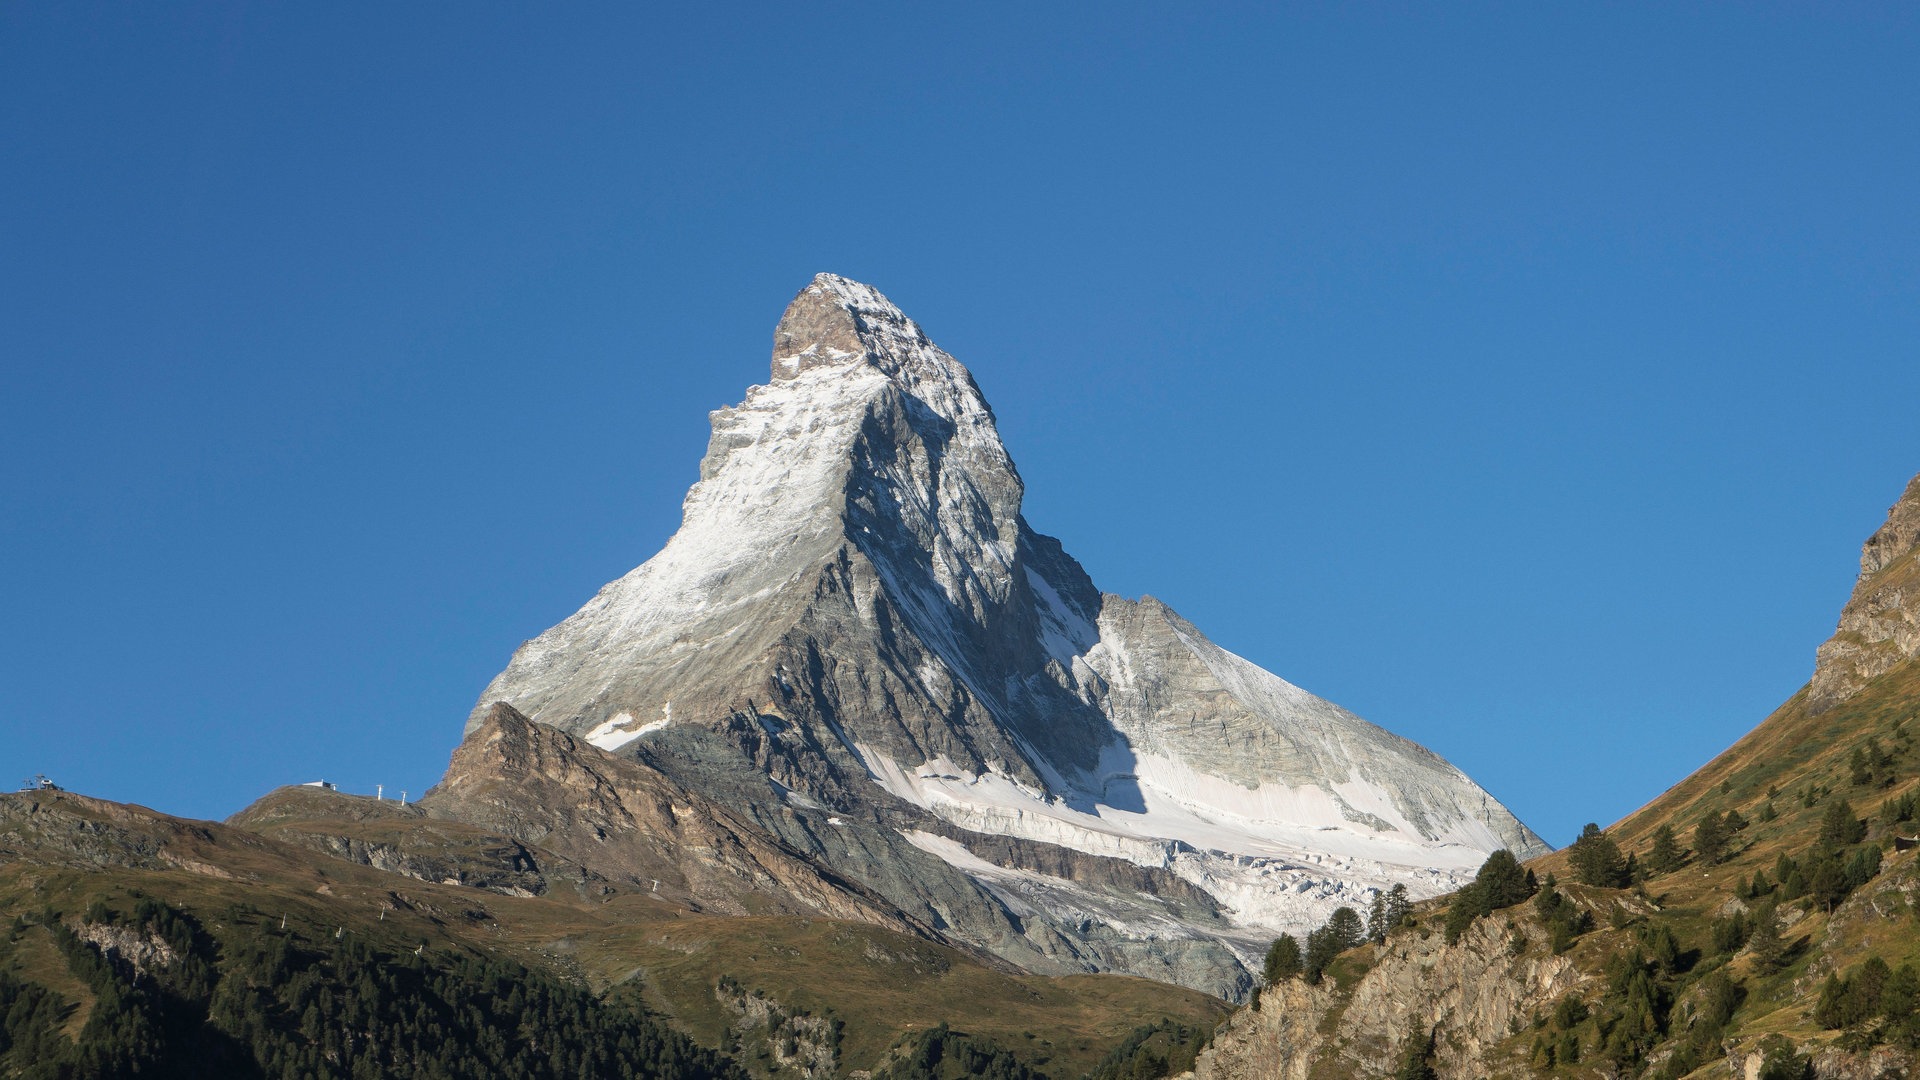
[425, 704, 930, 931]
[458, 274, 1547, 998]
[1811, 472, 1920, 714]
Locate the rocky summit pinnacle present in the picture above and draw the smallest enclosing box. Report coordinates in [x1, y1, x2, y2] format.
[461, 275, 1547, 999]
[771, 273, 920, 381]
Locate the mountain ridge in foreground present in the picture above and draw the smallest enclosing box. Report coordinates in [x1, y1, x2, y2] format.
[461, 272, 1545, 997]
[1184, 467, 1920, 1079]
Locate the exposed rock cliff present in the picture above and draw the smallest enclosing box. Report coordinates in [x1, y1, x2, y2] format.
[1810, 471, 1920, 714]
[1186, 905, 1583, 1079]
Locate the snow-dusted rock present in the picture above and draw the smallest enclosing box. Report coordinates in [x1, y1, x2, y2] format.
[464, 274, 1547, 998]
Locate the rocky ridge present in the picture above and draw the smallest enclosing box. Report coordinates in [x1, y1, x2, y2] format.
[1179, 467, 1920, 1078]
[1186, 904, 1584, 1080]
[1811, 471, 1920, 714]
[461, 273, 1547, 998]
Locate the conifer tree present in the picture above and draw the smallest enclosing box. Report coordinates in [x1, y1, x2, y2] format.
[1694, 812, 1730, 865]
[1568, 824, 1630, 888]
[1263, 934, 1302, 984]
[1745, 903, 1783, 972]
[1382, 884, 1411, 931]
[1818, 799, 1866, 848]
[1326, 906, 1364, 950]
[1647, 824, 1682, 875]
[1474, 849, 1533, 909]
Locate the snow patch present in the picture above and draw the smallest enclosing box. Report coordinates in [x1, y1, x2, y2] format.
[583, 708, 669, 751]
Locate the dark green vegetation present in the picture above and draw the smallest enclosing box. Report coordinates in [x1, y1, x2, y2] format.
[1513, 656, 1920, 1076]
[1081, 1019, 1213, 1080]
[0, 792, 1225, 1080]
[1260, 887, 1411, 994]
[0, 897, 736, 1080]
[868, 1023, 1044, 1080]
[1441, 849, 1536, 945]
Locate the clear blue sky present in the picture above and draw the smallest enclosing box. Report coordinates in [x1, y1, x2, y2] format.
[4, 5, 1916, 846]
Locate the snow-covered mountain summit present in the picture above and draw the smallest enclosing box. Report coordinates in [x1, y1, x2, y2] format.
[465, 273, 1547, 997]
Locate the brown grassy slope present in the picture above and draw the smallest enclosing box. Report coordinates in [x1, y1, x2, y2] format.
[0, 790, 1223, 1077]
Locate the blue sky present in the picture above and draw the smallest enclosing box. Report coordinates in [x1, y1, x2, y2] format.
[4, 5, 1916, 846]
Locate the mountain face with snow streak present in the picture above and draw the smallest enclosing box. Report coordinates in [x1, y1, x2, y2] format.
[465, 274, 1548, 998]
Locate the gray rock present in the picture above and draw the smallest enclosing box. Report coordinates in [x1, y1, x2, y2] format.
[459, 274, 1549, 999]
[1810, 471, 1920, 714]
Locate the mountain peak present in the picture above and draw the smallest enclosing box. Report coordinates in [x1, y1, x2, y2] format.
[770, 273, 932, 382]
[468, 277, 1546, 998]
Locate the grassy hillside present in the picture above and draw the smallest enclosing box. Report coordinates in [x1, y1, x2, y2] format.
[0, 791, 1224, 1079]
[1187, 653, 1920, 1078]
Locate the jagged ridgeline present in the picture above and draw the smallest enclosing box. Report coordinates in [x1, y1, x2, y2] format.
[461, 273, 1545, 999]
[1187, 469, 1920, 1079]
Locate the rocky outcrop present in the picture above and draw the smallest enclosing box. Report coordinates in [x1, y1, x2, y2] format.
[0, 789, 258, 878]
[1186, 908, 1583, 1080]
[458, 273, 1547, 997]
[1810, 471, 1920, 713]
[423, 703, 934, 934]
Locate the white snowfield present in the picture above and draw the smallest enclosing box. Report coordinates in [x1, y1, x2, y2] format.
[472, 273, 1548, 969]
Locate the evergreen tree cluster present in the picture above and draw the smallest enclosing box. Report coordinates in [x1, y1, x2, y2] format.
[1767, 798, 1883, 913]
[1442, 850, 1536, 945]
[1530, 877, 1591, 956]
[1526, 994, 1588, 1069]
[1524, 921, 1705, 1076]
[1881, 789, 1918, 829]
[1261, 904, 1373, 989]
[1567, 824, 1631, 889]
[870, 1023, 1042, 1080]
[1590, 926, 1683, 1073]
[1082, 1019, 1212, 1080]
[1813, 958, 1920, 1046]
[1691, 807, 1748, 867]
[1365, 885, 1411, 946]
[1849, 737, 1898, 789]
[0, 897, 742, 1080]
[1301, 907, 1365, 985]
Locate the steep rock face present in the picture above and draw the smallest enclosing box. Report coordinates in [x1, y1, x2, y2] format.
[1811, 471, 1920, 713]
[425, 704, 930, 934]
[1186, 908, 1583, 1080]
[463, 274, 1547, 996]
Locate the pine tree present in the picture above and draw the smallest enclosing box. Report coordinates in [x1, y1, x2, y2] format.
[1569, 824, 1630, 888]
[1382, 884, 1411, 931]
[1818, 799, 1866, 848]
[1745, 903, 1784, 972]
[1325, 906, 1365, 951]
[1303, 907, 1365, 984]
[1647, 824, 1682, 874]
[1263, 934, 1302, 984]
[1694, 812, 1730, 865]
[1473, 849, 1533, 909]
[1366, 893, 1389, 945]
